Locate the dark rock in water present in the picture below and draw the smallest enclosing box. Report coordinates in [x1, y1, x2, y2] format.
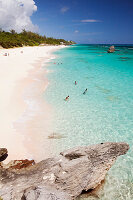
[119, 57, 131, 61]
[0, 142, 129, 200]
[107, 45, 115, 53]
[0, 148, 8, 162]
[120, 57, 129, 59]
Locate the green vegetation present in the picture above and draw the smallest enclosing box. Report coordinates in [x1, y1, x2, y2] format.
[0, 29, 75, 49]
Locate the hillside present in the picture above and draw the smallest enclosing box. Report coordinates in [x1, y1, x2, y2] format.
[0, 29, 75, 48]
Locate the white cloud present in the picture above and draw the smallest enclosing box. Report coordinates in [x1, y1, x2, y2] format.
[0, 0, 38, 32]
[74, 30, 79, 33]
[80, 19, 101, 23]
[61, 6, 69, 13]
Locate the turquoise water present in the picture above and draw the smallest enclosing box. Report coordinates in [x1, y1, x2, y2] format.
[44, 45, 133, 199]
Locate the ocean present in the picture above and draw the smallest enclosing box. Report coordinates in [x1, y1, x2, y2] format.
[44, 44, 133, 199]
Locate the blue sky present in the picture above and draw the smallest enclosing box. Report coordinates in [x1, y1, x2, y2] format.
[30, 0, 133, 44]
[1, 0, 132, 44]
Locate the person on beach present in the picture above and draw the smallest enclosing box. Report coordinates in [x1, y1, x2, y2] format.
[65, 96, 69, 101]
[83, 88, 87, 95]
[75, 81, 77, 85]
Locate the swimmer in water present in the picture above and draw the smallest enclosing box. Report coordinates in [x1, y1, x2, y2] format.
[83, 88, 87, 95]
[65, 96, 69, 101]
[75, 81, 77, 85]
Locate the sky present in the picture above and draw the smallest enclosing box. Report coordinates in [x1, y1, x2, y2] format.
[0, 0, 133, 44]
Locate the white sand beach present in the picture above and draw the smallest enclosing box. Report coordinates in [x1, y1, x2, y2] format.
[0, 45, 64, 162]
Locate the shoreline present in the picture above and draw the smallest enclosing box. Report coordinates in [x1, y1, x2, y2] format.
[0, 45, 65, 162]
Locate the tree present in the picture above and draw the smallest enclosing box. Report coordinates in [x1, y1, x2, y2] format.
[10, 29, 16, 34]
[22, 29, 27, 35]
[43, 35, 47, 40]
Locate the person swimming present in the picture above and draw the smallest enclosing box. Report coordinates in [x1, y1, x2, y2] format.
[83, 88, 87, 95]
[75, 81, 77, 85]
[65, 96, 69, 101]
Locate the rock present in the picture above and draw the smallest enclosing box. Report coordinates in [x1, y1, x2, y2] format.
[5, 159, 35, 170]
[0, 148, 8, 162]
[107, 45, 115, 53]
[0, 142, 129, 200]
[0, 45, 3, 49]
[48, 132, 66, 139]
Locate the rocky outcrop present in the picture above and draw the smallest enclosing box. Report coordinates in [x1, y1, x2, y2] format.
[107, 45, 115, 53]
[0, 142, 129, 200]
[5, 159, 35, 170]
[0, 148, 8, 162]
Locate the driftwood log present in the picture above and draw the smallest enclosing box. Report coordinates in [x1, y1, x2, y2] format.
[0, 142, 129, 200]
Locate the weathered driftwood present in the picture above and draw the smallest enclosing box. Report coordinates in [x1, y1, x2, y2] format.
[0, 142, 129, 200]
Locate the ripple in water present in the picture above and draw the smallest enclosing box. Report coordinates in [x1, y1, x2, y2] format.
[44, 44, 133, 199]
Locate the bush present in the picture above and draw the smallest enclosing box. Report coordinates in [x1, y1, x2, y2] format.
[0, 30, 75, 48]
